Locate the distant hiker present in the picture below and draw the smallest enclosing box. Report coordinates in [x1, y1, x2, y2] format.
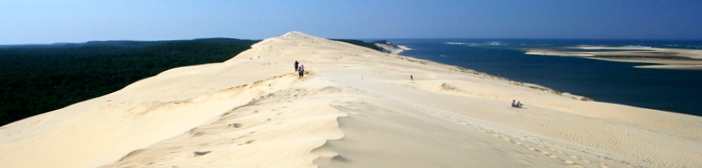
[298, 65, 305, 79]
[294, 60, 299, 71]
[411, 74, 413, 80]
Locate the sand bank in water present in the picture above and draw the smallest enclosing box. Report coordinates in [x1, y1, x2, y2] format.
[2, 32, 702, 167]
[526, 46, 702, 70]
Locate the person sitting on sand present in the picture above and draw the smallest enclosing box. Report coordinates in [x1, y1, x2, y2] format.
[511, 100, 516, 107]
[516, 101, 523, 108]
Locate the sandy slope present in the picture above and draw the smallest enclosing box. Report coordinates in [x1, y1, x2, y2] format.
[2, 32, 702, 168]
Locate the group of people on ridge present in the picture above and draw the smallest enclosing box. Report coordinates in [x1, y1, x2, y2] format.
[294, 60, 304, 79]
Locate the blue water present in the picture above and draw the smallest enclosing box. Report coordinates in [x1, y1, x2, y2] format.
[390, 39, 702, 116]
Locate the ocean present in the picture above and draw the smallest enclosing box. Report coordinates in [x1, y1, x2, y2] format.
[389, 39, 702, 116]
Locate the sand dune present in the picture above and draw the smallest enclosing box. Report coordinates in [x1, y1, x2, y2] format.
[2, 32, 702, 167]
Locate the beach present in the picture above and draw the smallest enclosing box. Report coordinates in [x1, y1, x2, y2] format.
[1, 32, 701, 167]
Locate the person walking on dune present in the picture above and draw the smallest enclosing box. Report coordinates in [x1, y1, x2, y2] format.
[294, 60, 299, 72]
[298, 65, 305, 79]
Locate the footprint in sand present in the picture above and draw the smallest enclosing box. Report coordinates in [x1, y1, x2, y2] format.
[229, 123, 241, 128]
[193, 151, 211, 156]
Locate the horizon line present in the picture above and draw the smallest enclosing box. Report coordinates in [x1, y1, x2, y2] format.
[3, 37, 702, 46]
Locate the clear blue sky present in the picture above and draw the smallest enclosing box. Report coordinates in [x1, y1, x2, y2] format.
[1, 0, 701, 44]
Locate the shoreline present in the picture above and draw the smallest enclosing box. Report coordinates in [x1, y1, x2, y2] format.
[374, 42, 411, 54]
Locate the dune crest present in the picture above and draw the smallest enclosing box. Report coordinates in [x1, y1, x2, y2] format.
[2, 32, 702, 167]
